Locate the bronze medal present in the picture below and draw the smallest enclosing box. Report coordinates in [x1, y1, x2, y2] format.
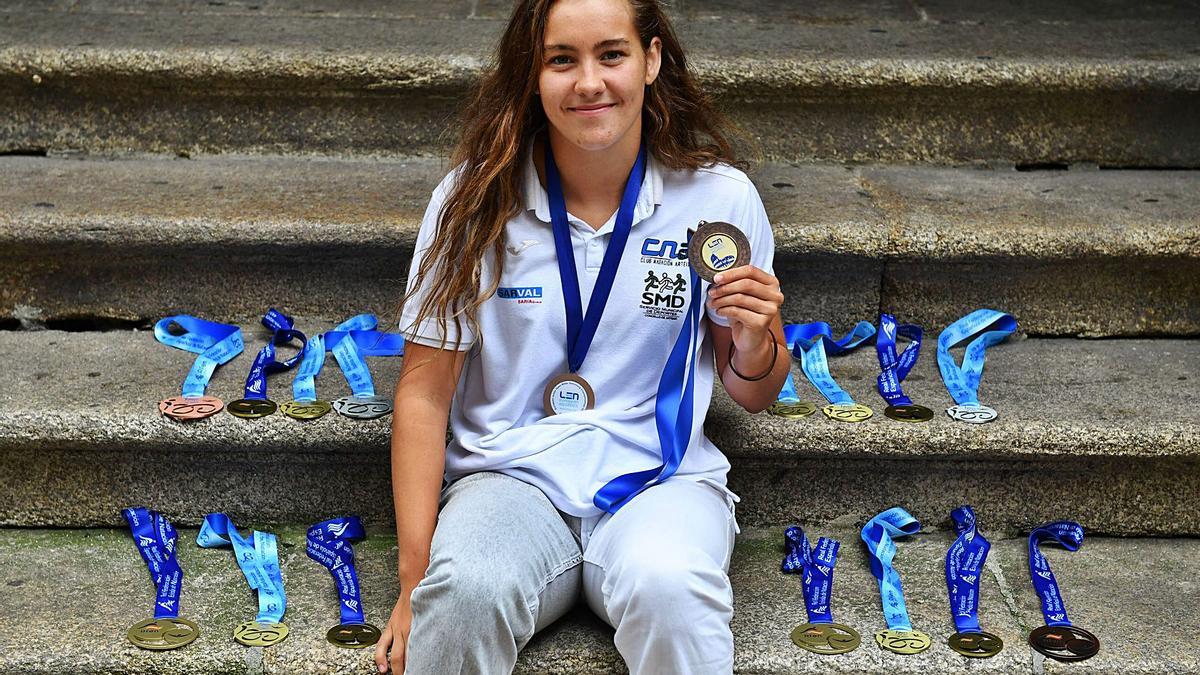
[688, 221, 751, 283]
[946, 404, 998, 424]
[822, 403, 873, 423]
[768, 401, 818, 419]
[326, 622, 381, 649]
[949, 630, 1004, 658]
[233, 620, 289, 647]
[332, 394, 392, 420]
[790, 622, 861, 655]
[227, 398, 277, 419]
[543, 373, 595, 416]
[280, 399, 332, 421]
[874, 628, 932, 655]
[159, 395, 224, 421]
[1029, 625, 1099, 662]
[127, 617, 200, 651]
[884, 404, 934, 423]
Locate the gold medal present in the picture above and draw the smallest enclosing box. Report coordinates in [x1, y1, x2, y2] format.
[543, 373, 595, 416]
[874, 628, 932, 655]
[326, 622, 382, 649]
[1029, 625, 1099, 662]
[159, 395, 224, 421]
[127, 617, 200, 651]
[822, 403, 873, 423]
[280, 399, 332, 421]
[768, 401, 817, 419]
[234, 620, 289, 647]
[688, 221, 751, 283]
[949, 630, 1003, 658]
[884, 404, 934, 423]
[790, 622, 861, 655]
[227, 398, 277, 419]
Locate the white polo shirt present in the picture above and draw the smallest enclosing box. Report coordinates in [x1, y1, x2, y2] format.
[399, 140, 776, 517]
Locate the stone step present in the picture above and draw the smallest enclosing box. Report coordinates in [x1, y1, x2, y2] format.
[0, 524, 1195, 674]
[2, 0, 1199, 165]
[1, 327, 1197, 534]
[3, 154, 1198, 336]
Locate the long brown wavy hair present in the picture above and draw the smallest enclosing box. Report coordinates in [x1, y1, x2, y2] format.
[404, 0, 745, 351]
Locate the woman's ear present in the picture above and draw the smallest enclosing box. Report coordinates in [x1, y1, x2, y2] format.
[645, 36, 663, 86]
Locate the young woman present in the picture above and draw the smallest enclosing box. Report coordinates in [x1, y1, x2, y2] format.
[377, 0, 788, 672]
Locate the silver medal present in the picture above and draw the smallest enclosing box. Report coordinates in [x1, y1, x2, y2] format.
[946, 404, 998, 424]
[332, 395, 393, 420]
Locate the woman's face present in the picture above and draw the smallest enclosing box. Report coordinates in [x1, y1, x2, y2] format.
[539, 0, 662, 153]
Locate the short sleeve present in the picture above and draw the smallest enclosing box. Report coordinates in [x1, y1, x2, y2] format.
[706, 179, 777, 327]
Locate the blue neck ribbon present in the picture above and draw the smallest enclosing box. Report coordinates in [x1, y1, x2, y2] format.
[242, 309, 307, 401]
[324, 315, 405, 398]
[787, 322, 876, 405]
[291, 333, 326, 402]
[196, 513, 287, 625]
[945, 506, 990, 633]
[1028, 521, 1085, 627]
[875, 314, 923, 407]
[306, 517, 370, 625]
[782, 526, 841, 624]
[153, 316, 244, 398]
[123, 507, 184, 619]
[861, 507, 922, 631]
[936, 309, 1017, 407]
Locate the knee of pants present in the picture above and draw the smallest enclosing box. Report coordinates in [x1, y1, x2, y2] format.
[604, 546, 733, 628]
[410, 553, 535, 639]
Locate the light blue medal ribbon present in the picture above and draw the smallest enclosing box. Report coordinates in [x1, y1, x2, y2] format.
[306, 517, 372, 627]
[123, 507, 185, 620]
[1028, 521, 1085, 628]
[324, 314, 406, 399]
[861, 508, 923, 634]
[782, 526, 840, 624]
[154, 316, 244, 398]
[937, 309, 1017, 421]
[875, 314, 923, 407]
[945, 506, 989, 633]
[241, 308, 307, 401]
[196, 513, 286, 626]
[787, 322, 875, 406]
[291, 333, 326, 403]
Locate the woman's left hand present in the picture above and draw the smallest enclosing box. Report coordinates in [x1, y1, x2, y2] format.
[706, 265, 785, 350]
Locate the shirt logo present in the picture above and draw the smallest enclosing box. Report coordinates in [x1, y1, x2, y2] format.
[640, 237, 689, 267]
[640, 271, 688, 320]
[498, 286, 543, 304]
[506, 239, 540, 256]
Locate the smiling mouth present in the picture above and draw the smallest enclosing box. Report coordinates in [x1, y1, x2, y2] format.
[572, 104, 615, 113]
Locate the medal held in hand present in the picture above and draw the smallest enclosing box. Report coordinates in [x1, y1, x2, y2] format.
[875, 314, 934, 423]
[306, 516, 381, 649]
[123, 507, 199, 650]
[788, 322, 876, 423]
[1026, 521, 1100, 662]
[937, 309, 1017, 424]
[325, 317, 405, 421]
[688, 220, 750, 283]
[944, 506, 1003, 658]
[154, 316, 244, 421]
[196, 513, 290, 647]
[862, 507, 931, 655]
[229, 309, 307, 419]
[782, 526, 860, 655]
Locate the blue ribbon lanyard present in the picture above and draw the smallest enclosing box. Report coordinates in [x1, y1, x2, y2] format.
[153, 316, 243, 398]
[787, 321, 876, 405]
[123, 507, 185, 620]
[324, 315, 406, 398]
[242, 309, 307, 401]
[936, 309, 1017, 407]
[291, 333, 326, 402]
[875, 314, 923, 407]
[861, 507, 922, 631]
[773, 327, 806, 404]
[1028, 521, 1085, 627]
[306, 517, 370, 625]
[196, 514, 287, 625]
[945, 506, 990, 634]
[782, 526, 841, 624]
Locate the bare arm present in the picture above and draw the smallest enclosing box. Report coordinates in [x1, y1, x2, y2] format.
[707, 265, 790, 412]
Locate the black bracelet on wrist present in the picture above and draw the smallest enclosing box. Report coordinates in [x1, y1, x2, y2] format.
[727, 338, 779, 382]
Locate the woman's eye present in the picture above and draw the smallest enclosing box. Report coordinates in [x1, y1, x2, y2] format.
[550, 55, 571, 65]
[602, 50, 626, 60]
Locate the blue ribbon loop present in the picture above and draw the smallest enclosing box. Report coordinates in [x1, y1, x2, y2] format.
[291, 333, 326, 402]
[782, 526, 841, 624]
[936, 309, 1017, 407]
[875, 314, 923, 407]
[323, 315, 405, 398]
[241, 309, 307, 401]
[787, 321, 876, 405]
[945, 506, 990, 633]
[123, 507, 184, 620]
[306, 517, 370, 625]
[1028, 521, 1085, 628]
[153, 316, 243, 398]
[861, 507, 922, 632]
[196, 513, 287, 625]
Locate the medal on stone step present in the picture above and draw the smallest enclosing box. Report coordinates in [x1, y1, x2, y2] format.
[862, 507, 931, 655]
[944, 506, 1004, 658]
[228, 308, 306, 419]
[123, 507, 199, 650]
[306, 516, 381, 649]
[788, 321, 876, 423]
[196, 513, 289, 647]
[154, 316, 244, 421]
[875, 314, 934, 423]
[1026, 521, 1100, 662]
[688, 220, 750, 283]
[782, 526, 860, 655]
[281, 332, 331, 421]
[325, 316, 405, 421]
[937, 309, 1017, 424]
[542, 136, 646, 416]
[767, 334, 817, 419]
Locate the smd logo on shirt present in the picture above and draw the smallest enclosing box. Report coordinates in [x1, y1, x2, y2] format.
[498, 286, 543, 304]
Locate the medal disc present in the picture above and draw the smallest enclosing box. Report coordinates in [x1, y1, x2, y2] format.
[332, 395, 393, 420]
[233, 620, 289, 647]
[227, 398, 277, 419]
[543, 373, 595, 416]
[326, 622, 381, 649]
[280, 399, 332, 421]
[768, 401, 818, 419]
[127, 617, 200, 651]
[946, 404, 998, 424]
[874, 628, 932, 655]
[159, 396, 224, 421]
[949, 630, 1004, 658]
[790, 622, 861, 655]
[688, 221, 751, 283]
[884, 404, 934, 423]
[822, 403, 873, 423]
[1029, 625, 1099, 662]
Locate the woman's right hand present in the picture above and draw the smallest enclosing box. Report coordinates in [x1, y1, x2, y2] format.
[374, 592, 415, 673]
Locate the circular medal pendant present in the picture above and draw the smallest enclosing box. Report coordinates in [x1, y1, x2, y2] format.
[127, 617, 200, 651]
[946, 404, 998, 424]
[280, 399, 332, 421]
[790, 622, 861, 655]
[326, 622, 381, 649]
[159, 396, 224, 421]
[543, 373, 595, 416]
[768, 401, 818, 419]
[884, 404, 934, 423]
[332, 394, 393, 420]
[949, 630, 1004, 658]
[688, 221, 751, 283]
[227, 398, 277, 419]
[1029, 625, 1100, 662]
[822, 403, 873, 423]
[233, 620, 289, 647]
[875, 628, 932, 655]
